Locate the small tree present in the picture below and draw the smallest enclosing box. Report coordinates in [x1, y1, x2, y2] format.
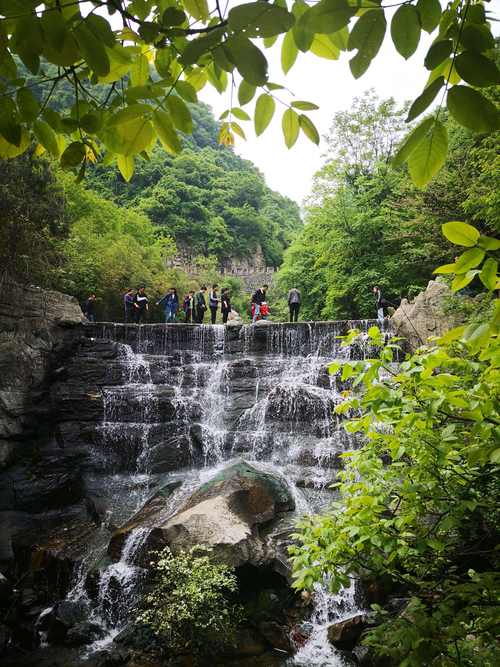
[138, 547, 243, 657]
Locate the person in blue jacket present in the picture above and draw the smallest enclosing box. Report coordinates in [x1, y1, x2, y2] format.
[157, 287, 179, 323]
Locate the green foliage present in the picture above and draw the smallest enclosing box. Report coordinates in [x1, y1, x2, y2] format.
[83, 102, 301, 268]
[137, 547, 242, 656]
[0, 149, 67, 285]
[277, 91, 499, 320]
[0, 1, 498, 186]
[290, 225, 500, 666]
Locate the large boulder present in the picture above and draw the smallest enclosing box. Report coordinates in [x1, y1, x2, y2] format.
[109, 461, 295, 568]
[391, 279, 462, 351]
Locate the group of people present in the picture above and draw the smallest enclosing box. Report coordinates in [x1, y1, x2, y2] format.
[83, 285, 386, 324]
[118, 284, 234, 324]
[155, 284, 233, 324]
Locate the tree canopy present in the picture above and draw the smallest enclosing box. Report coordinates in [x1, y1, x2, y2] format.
[276, 90, 499, 320]
[0, 1, 498, 187]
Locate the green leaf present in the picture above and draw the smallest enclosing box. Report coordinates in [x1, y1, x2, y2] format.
[417, 0, 441, 33]
[231, 108, 251, 121]
[206, 63, 228, 93]
[348, 10, 386, 78]
[263, 35, 279, 49]
[454, 247, 485, 273]
[130, 54, 149, 86]
[408, 120, 447, 188]
[392, 117, 434, 167]
[310, 34, 340, 60]
[282, 108, 300, 149]
[424, 39, 453, 70]
[0, 129, 30, 159]
[86, 14, 115, 48]
[181, 28, 224, 66]
[292, 0, 314, 52]
[442, 221, 480, 247]
[17, 88, 39, 123]
[183, 0, 209, 22]
[74, 22, 110, 77]
[214, 45, 235, 73]
[460, 24, 495, 53]
[406, 76, 444, 122]
[117, 154, 134, 182]
[490, 449, 500, 464]
[479, 258, 498, 291]
[33, 119, 60, 158]
[228, 2, 295, 38]
[282, 30, 299, 74]
[454, 51, 500, 88]
[60, 141, 86, 169]
[301, 0, 356, 35]
[166, 96, 192, 134]
[255, 94, 276, 136]
[391, 5, 421, 60]
[176, 80, 198, 103]
[114, 117, 155, 156]
[451, 270, 477, 292]
[238, 80, 256, 106]
[152, 109, 181, 154]
[478, 236, 500, 251]
[299, 114, 320, 145]
[226, 36, 268, 86]
[291, 101, 319, 111]
[433, 263, 457, 275]
[186, 69, 208, 92]
[80, 112, 102, 133]
[162, 7, 187, 26]
[447, 86, 500, 133]
[230, 121, 246, 139]
[40, 9, 67, 51]
[107, 104, 151, 127]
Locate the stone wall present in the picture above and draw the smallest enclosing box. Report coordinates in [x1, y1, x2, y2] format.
[0, 281, 84, 468]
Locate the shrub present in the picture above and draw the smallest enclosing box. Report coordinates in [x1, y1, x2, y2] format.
[137, 547, 243, 656]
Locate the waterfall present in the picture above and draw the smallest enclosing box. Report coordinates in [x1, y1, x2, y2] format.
[66, 321, 389, 661]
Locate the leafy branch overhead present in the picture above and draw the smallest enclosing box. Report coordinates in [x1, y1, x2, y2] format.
[0, 0, 498, 184]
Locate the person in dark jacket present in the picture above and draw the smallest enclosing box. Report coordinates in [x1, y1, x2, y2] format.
[183, 291, 195, 323]
[123, 288, 135, 323]
[288, 287, 301, 322]
[195, 286, 207, 324]
[134, 286, 149, 323]
[221, 288, 231, 324]
[157, 287, 179, 323]
[252, 284, 268, 323]
[209, 284, 220, 324]
[83, 293, 97, 322]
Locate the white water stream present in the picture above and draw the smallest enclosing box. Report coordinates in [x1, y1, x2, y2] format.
[65, 321, 387, 662]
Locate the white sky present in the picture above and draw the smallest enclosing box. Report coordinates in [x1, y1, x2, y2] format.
[201, 23, 435, 204]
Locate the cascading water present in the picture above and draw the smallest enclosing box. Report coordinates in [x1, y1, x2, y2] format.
[65, 320, 388, 662]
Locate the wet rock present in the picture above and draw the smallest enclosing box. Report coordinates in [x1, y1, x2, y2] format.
[65, 621, 104, 646]
[0, 623, 11, 655]
[157, 461, 295, 567]
[257, 621, 292, 653]
[36, 600, 88, 644]
[327, 613, 368, 650]
[0, 573, 12, 605]
[108, 481, 182, 561]
[223, 627, 268, 657]
[88, 646, 130, 667]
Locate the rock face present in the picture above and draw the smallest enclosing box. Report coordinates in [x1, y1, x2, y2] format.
[109, 461, 295, 569]
[0, 282, 87, 568]
[391, 279, 460, 351]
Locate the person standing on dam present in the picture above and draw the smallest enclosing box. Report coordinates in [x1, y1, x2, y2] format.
[288, 287, 301, 322]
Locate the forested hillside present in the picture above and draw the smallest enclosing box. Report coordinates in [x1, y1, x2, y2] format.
[84, 103, 301, 267]
[0, 100, 301, 319]
[276, 91, 499, 320]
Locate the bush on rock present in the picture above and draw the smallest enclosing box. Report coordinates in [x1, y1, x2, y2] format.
[137, 546, 243, 658]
